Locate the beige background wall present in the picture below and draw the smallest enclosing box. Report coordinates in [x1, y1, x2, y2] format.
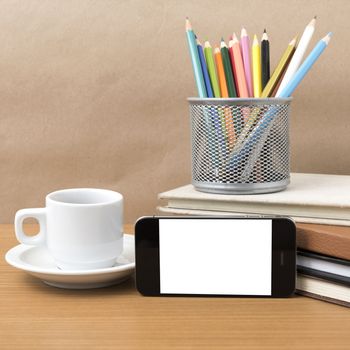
[0, 0, 349, 223]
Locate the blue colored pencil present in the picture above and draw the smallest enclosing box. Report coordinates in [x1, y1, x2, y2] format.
[186, 18, 207, 97]
[197, 39, 228, 158]
[228, 32, 332, 178]
[277, 32, 332, 98]
[196, 38, 214, 97]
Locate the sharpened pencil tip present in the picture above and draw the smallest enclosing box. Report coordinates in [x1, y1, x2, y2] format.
[185, 18, 192, 31]
[241, 27, 248, 38]
[289, 35, 298, 45]
[264, 28, 266, 33]
[314, 15, 317, 19]
[220, 40, 227, 48]
[262, 30, 268, 41]
[322, 32, 332, 45]
[309, 16, 317, 27]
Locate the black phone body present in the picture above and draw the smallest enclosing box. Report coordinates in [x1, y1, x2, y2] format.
[135, 216, 296, 298]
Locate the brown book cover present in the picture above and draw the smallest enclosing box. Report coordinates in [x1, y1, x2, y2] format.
[297, 223, 350, 260]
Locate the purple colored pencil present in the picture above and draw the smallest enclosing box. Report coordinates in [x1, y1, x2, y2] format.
[240, 28, 253, 97]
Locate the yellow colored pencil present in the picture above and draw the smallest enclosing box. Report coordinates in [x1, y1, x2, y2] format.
[261, 36, 297, 98]
[252, 35, 262, 97]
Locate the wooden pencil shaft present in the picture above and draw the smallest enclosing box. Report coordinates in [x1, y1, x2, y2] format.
[230, 37, 248, 97]
[214, 49, 228, 98]
[261, 40, 270, 89]
[185, 19, 207, 97]
[197, 40, 214, 97]
[221, 45, 237, 97]
[252, 37, 262, 97]
[241, 29, 253, 97]
[277, 17, 316, 95]
[204, 43, 221, 97]
[278, 33, 331, 98]
[261, 40, 296, 98]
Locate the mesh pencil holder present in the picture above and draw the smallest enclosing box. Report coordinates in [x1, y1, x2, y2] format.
[188, 98, 292, 194]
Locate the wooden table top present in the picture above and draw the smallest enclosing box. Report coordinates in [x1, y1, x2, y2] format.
[1, 224, 349, 349]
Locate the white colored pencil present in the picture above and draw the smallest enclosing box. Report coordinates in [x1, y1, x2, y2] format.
[276, 16, 317, 96]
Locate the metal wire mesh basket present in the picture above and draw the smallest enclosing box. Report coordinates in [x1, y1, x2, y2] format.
[188, 98, 292, 194]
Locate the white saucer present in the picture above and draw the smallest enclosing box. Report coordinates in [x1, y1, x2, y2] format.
[5, 234, 135, 289]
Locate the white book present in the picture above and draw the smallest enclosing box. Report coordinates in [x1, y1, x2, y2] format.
[158, 173, 350, 225]
[157, 206, 350, 227]
[296, 275, 350, 307]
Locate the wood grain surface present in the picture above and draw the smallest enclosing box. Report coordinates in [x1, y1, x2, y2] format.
[297, 223, 350, 260]
[1, 224, 350, 350]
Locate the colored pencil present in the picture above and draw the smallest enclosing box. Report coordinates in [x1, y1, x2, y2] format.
[204, 41, 221, 97]
[222, 38, 240, 136]
[261, 29, 270, 90]
[276, 16, 316, 96]
[252, 35, 262, 97]
[278, 33, 332, 98]
[220, 39, 237, 97]
[229, 33, 248, 97]
[215, 47, 236, 147]
[261, 36, 297, 98]
[185, 18, 206, 97]
[214, 47, 228, 97]
[271, 69, 286, 96]
[229, 32, 332, 178]
[203, 42, 227, 157]
[229, 32, 332, 157]
[241, 28, 253, 97]
[196, 38, 214, 97]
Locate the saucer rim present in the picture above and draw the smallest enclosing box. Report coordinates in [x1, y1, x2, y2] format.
[5, 233, 135, 276]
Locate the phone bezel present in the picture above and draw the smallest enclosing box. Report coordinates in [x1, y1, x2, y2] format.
[135, 216, 296, 297]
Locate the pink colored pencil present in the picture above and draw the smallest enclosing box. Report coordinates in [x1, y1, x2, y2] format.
[229, 33, 248, 97]
[240, 28, 253, 97]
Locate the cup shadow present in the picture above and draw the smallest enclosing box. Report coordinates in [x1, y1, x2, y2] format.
[21, 273, 138, 297]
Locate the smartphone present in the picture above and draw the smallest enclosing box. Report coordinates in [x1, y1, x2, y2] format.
[135, 216, 296, 297]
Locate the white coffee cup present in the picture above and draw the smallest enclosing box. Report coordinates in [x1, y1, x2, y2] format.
[14, 188, 123, 270]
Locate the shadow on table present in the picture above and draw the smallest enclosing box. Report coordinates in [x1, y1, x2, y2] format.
[21, 274, 138, 297]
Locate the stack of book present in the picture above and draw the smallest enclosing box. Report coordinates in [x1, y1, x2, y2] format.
[158, 173, 350, 307]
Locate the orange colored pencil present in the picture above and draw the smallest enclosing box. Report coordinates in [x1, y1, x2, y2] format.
[214, 47, 228, 97]
[229, 33, 249, 97]
[214, 47, 236, 148]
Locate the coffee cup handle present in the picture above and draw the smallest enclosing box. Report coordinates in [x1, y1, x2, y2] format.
[14, 208, 47, 245]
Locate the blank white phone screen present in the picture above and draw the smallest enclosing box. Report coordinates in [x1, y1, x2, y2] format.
[159, 219, 272, 295]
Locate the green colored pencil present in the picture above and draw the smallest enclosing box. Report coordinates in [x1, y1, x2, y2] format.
[220, 39, 237, 97]
[204, 41, 221, 97]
